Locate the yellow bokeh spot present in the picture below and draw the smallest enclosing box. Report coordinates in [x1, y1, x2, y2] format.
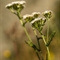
[3, 50, 11, 58]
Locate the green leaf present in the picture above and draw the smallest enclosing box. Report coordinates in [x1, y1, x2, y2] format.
[46, 31, 56, 46]
[25, 41, 40, 51]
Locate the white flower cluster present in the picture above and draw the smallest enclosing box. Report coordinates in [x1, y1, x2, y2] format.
[32, 12, 40, 15]
[23, 14, 33, 20]
[5, 1, 26, 9]
[31, 17, 46, 24]
[23, 12, 40, 21]
[31, 18, 41, 24]
[32, 12, 40, 17]
[43, 10, 52, 14]
[43, 10, 52, 18]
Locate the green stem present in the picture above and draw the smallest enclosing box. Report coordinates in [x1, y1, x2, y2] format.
[39, 31, 51, 60]
[46, 19, 51, 60]
[41, 34, 51, 60]
[47, 19, 49, 42]
[23, 26, 32, 42]
[33, 28, 44, 60]
[36, 51, 41, 60]
[17, 13, 32, 42]
[33, 28, 41, 50]
[46, 47, 51, 60]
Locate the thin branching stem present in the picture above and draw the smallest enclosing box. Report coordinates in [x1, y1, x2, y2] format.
[33, 28, 44, 60]
[23, 27, 32, 42]
[17, 13, 32, 42]
[46, 19, 51, 60]
[36, 51, 41, 60]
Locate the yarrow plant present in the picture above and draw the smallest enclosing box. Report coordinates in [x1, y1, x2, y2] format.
[5, 1, 56, 60]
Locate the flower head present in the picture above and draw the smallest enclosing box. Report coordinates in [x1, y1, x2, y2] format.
[32, 12, 40, 18]
[43, 10, 52, 18]
[11, 1, 26, 5]
[31, 17, 46, 24]
[5, 3, 13, 9]
[23, 12, 40, 22]
[5, 1, 26, 12]
[23, 14, 34, 22]
[31, 17, 46, 31]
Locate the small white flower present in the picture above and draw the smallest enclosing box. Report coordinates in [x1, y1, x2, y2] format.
[23, 14, 33, 20]
[23, 14, 29, 19]
[5, 3, 12, 8]
[11, 1, 26, 5]
[5, 1, 26, 8]
[32, 12, 40, 16]
[31, 17, 46, 24]
[31, 18, 41, 24]
[43, 10, 52, 14]
[42, 17, 46, 21]
[43, 10, 52, 18]
[32, 12, 40, 18]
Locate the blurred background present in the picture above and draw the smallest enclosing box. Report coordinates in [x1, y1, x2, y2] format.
[0, 0, 60, 60]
